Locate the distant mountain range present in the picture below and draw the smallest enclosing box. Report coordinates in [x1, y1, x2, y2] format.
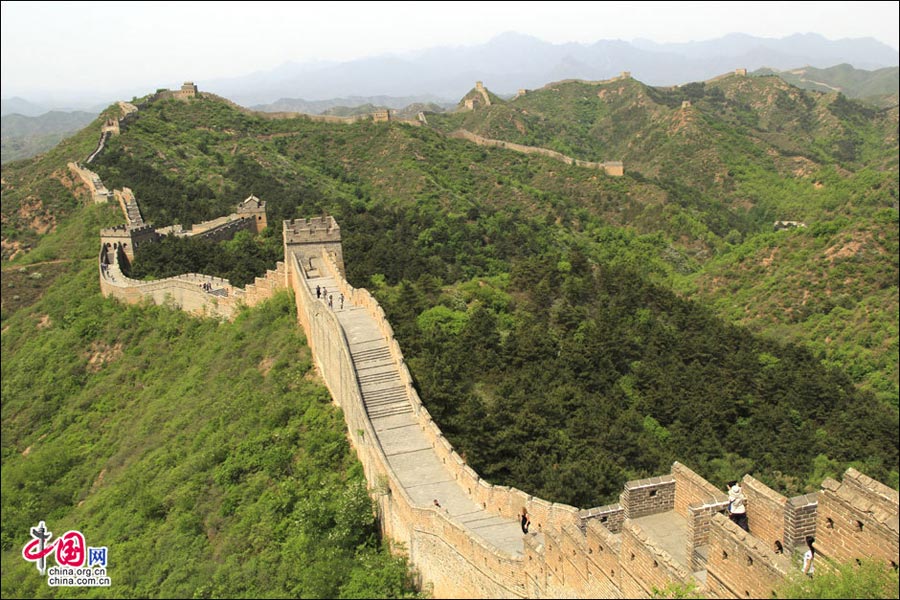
[0, 96, 106, 117]
[250, 95, 455, 114]
[1, 110, 98, 163]
[203, 32, 899, 105]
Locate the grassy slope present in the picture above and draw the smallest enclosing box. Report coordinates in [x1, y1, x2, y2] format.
[1, 108, 113, 259]
[678, 214, 899, 406]
[1, 119, 418, 597]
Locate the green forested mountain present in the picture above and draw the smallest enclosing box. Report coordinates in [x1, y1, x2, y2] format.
[429, 74, 898, 190]
[1, 74, 897, 594]
[85, 89, 899, 497]
[756, 64, 900, 108]
[427, 74, 899, 409]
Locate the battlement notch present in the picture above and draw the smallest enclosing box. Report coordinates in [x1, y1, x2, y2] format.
[283, 216, 344, 276]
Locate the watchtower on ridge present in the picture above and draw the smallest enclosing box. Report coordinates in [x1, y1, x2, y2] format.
[283, 216, 345, 276]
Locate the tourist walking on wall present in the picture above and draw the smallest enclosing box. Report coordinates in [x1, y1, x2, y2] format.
[328, 294, 333, 309]
[727, 481, 749, 532]
[520, 507, 531, 534]
[340, 293, 344, 310]
[802, 536, 816, 577]
[316, 285, 321, 299]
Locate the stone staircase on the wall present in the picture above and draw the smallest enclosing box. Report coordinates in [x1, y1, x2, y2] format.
[302, 260, 527, 558]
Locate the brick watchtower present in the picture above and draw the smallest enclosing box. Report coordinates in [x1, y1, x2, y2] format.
[283, 216, 344, 276]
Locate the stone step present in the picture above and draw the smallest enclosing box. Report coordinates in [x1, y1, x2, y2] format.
[363, 385, 407, 401]
[354, 353, 393, 365]
[358, 370, 401, 385]
[353, 346, 392, 361]
[368, 405, 415, 419]
[365, 395, 409, 409]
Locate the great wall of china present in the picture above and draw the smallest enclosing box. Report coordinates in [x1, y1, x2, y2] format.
[80, 84, 897, 598]
[447, 130, 624, 177]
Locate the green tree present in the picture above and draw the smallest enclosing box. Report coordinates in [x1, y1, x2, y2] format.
[776, 559, 899, 599]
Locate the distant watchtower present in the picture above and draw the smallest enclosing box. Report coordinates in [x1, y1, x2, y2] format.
[283, 216, 345, 276]
[237, 194, 267, 232]
[175, 82, 198, 99]
[101, 117, 120, 135]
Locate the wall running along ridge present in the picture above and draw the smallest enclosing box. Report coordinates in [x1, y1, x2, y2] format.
[89, 84, 898, 597]
[448, 129, 624, 176]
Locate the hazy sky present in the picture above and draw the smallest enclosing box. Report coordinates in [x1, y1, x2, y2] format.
[2, 1, 898, 100]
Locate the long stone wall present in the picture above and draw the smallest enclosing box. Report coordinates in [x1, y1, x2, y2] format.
[448, 130, 624, 176]
[313, 248, 590, 537]
[284, 239, 900, 598]
[84, 82, 898, 596]
[288, 247, 532, 597]
[67, 162, 111, 203]
[99, 243, 285, 320]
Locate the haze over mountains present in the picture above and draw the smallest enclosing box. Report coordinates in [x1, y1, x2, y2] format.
[206, 32, 899, 106]
[3, 31, 898, 114]
[2, 31, 897, 164]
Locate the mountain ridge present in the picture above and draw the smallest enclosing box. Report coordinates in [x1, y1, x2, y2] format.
[196, 32, 900, 105]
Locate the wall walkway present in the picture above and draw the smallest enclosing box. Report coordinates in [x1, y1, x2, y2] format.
[448, 130, 624, 176]
[289, 249, 538, 597]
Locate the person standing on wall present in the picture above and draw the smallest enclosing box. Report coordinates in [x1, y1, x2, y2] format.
[727, 481, 749, 532]
[520, 507, 531, 534]
[802, 536, 816, 577]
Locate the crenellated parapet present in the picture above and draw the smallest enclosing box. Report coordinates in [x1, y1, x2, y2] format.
[816, 469, 899, 567]
[283, 216, 345, 276]
[278, 217, 900, 598]
[100, 223, 159, 263]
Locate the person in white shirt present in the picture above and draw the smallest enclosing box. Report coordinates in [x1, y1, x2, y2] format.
[727, 481, 749, 532]
[802, 536, 816, 576]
